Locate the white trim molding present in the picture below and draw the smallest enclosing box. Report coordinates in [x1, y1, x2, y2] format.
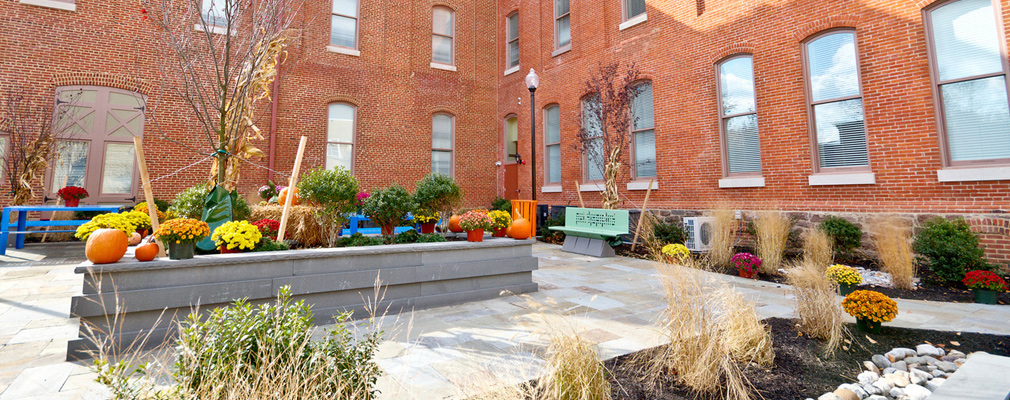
[627, 180, 658, 191]
[619, 13, 647, 31]
[551, 45, 571, 57]
[579, 182, 604, 192]
[808, 172, 876, 186]
[541, 185, 563, 193]
[19, 0, 75, 11]
[937, 166, 1010, 182]
[194, 24, 232, 35]
[326, 45, 361, 57]
[430, 62, 457, 72]
[504, 65, 520, 76]
[719, 176, 765, 188]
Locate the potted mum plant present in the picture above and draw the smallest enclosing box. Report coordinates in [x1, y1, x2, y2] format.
[488, 210, 512, 237]
[842, 290, 898, 334]
[459, 210, 492, 242]
[361, 184, 417, 236]
[962, 270, 1008, 305]
[826, 264, 863, 296]
[252, 219, 281, 240]
[57, 186, 89, 207]
[74, 213, 137, 241]
[662, 243, 691, 264]
[730, 252, 762, 279]
[414, 208, 440, 234]
[154, 218, 211, 260]
[212, 220, 263, 254]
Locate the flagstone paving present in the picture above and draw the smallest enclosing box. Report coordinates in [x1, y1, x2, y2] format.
[2, 242, 1009, 399]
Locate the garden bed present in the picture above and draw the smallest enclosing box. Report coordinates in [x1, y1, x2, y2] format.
[605, 317, 1010, 399]
[67, 238, 538, 360]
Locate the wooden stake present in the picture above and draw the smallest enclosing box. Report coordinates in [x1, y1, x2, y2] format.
[134, 137, 165, 257]
[630, 178, 655, 251]
[575, 182, 586, 208]
[277, 136, 307, 242]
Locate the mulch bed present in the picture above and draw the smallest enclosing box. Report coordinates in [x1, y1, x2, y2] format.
[606, 317, 1010, 400]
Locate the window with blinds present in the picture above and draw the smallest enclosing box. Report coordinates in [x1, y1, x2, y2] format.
[432, 114, 454, 176]
[201, 0, 226, 27]
[432, 7, 454, 65]
[631, 82, 656, 178]
[718, 55, 762, 175]
[331, 0, 358, 49]
[507, 13, 519, 69]
[326, 103, 355, 172]
[582, 97, 604, 181]
[625, 0, 645, 20]
[926, 0, 1010, 164]
[804, 31, 870, 169]
[545, 105, 562, 183]
[555, 0, 570, 49]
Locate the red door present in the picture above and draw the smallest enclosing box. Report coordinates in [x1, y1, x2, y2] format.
[504, 164, 518, 200]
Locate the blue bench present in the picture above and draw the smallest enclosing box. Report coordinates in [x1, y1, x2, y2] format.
[1, 205, 122, 255]
[341, 213, 417, 236]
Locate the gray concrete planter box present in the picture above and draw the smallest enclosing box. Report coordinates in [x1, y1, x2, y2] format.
[68, 238, 538, 360]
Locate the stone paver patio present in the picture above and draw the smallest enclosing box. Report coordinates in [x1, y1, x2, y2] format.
[1, 242, 1009, 399]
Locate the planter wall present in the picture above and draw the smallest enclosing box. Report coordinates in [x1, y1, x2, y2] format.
[67, 238, 538, 360]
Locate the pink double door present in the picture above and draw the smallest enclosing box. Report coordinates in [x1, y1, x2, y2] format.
[45, 86, 146, 206]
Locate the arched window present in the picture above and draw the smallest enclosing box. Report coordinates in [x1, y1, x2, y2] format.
[505, 115, 519, 163]
[327, 103, 355, 171]
[925, 0, 1010, 166]
[803, 30, 870, 171]
[544, 105, 561, 183]
[432, 7, 455, 66]
[432, 113, 454, 176]
[717, 55, 762, 175]
[630, 81, 656, 179]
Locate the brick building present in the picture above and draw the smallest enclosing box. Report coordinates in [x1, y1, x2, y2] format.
[2, 0, 1009, 263]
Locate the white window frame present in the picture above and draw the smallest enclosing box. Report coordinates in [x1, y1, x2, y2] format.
[506, 12, 520, 72]
[629, 81, 656, 181]
[544, 105, 562, 184]
[554, 0, 571, 53]
[432, 113, 455, 177]
[326, 102, 356, 173]
[329, 0, 359, 51]
[432, 6, 455, 68]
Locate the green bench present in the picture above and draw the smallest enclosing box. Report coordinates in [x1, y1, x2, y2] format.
[548, 207, 629, 257]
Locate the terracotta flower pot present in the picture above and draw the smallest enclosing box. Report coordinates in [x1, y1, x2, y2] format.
[381, 224, 395, 236]
[466, 229, 484, 242]
[420, 222, 436, 234]
[492, 227, 508, 237]
[65, 198, 80, 207]
[856, 318, 882, 334]
[738, 269, 757, 279]
[219, 246, 243, 254]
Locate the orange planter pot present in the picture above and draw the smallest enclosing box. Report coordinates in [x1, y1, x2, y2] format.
[466, 229, 484, 242]
[492, 227, 508, 237]
[219, 246, 243, 254]
[420, 223, 436, 234]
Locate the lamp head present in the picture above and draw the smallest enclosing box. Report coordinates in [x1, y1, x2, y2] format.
[525, 69, 539, 90]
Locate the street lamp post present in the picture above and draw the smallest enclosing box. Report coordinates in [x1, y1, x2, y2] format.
[525, 69, 539, 201]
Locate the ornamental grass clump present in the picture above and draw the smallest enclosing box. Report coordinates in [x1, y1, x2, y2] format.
[154, 218, 210, 244]
[212, 220, 263, 251]
[708, 208, 738, 267]
[871, 217, 916, 290]
[730, 252, 762, 278]
[842, 290, 898, 323]
[825, 264, 863, 286]
[787, 261, 846, 355]
[802, 228, 834, 269]
[962, 270, 1008, 292]
[661, 243, 690, 263]
[754, 211, 792, 274]
[75, 213, 137, 240]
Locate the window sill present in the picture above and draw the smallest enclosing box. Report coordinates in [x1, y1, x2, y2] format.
[619, 13, 647, 31]
[937, 165, 1010, 182]
[627, 180, 657, 191]
[542, 185, 563, 193]
[808, 172, 875, 186]
[719, 176, 765, 188]
[430, 62, 457, 72]
[194, 24, 231, 35]
[551, 45, 571, 57]
[19, 0, 74, 11]
[579, 182, 604, 192]
[504, 65, 520, 76]
[326, 45, 360, 57]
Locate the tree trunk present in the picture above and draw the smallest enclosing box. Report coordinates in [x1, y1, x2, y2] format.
[602, 148, 621, 209]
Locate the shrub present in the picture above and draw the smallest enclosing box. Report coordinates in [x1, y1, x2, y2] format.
[169, 185, 208, 220]
[231, 192, 251, 221]
[825, 264, 863, 286]
[252, 237, 289, 252]
[393, 229, 420, 244]
[491, 196, 512, 213]
[842, 290, 898, 323]
[872, 217, 916, 290]
[962, 270, 1008, 292]
[539, 213, 566, 244]
[754, 211, 791, 273]
[75, 213, 136, 240]
[912, 217, 992, 283]
[212, 220, 263, 251]
[414, 173, 463, 224]
[819, 216, 862, 258]
[174, 286, 382, 398]
[730, 252, 762, 276]
[298, 167, 360, 246]
[361, 184, 416, 232]
[652, 220, 687, 246]
[802, 228, 834, 268]
[336, 233, 383, 247]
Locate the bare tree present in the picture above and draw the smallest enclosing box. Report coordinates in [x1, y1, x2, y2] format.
[140, 0, 302, 190]
[0, 87, 78, 205]
[573, 62, 642, 209]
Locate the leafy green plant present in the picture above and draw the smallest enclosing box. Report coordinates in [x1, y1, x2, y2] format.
[539, 213, 566, 244]
[231, 191, 251, 221]
[416, 232, 447, 243]
[174, 286, 382, 398]
[252, 237, 290, 252]
[393, 229, 420, 244]
[818, 216, 862, 258]
[414, 173, 463, 230]
[297, 167, 360, 246]
[912, 217, 993, 283]
[652, 220, 687, 246]
[491, 196, 512, 213]
[336, 233, 384, 247]
[361, 184, 416, 232]
[169, 185, 208, 219]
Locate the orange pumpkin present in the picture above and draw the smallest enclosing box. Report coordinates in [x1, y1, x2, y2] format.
[448, 215, 464, 233]
[278, 187, 300, 206]
[129, 232, 142, 246]
[510, 218, 531, 240]
[135, 242, 159, 262]
[85, 229, 129, 264]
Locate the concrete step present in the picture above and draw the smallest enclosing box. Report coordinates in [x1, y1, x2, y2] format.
[929, 352, 1010, 400]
